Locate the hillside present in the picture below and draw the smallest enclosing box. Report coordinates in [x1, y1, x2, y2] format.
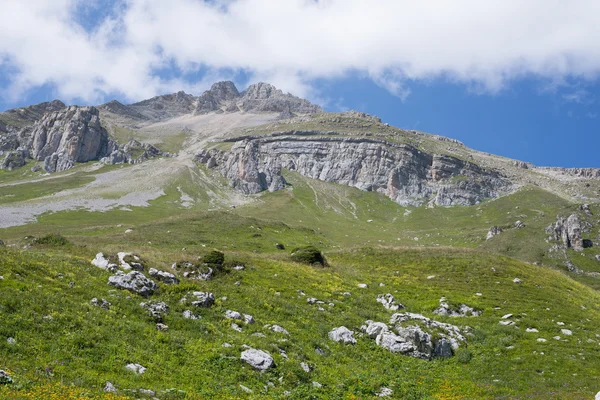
[1, 81, 600, 399]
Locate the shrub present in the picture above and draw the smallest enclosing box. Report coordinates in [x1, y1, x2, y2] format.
[203, 250, 225, 266]
[34, 234, 70, 246]
[455, 348, 473, 364]
[290, 246, 327, 266]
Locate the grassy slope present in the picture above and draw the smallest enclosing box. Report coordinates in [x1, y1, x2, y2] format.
[1, 244, 599, 399]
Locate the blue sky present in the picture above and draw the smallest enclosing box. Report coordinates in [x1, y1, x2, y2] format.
[0, 0, 599, 167]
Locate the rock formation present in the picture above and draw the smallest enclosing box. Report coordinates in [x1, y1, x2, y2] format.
[28, 106, 112, 172]
[196, 132, 512, 206]
[546, 213, 584, 251]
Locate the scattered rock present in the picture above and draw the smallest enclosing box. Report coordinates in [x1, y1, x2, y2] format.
[433, 297, 480, 317]
[358, 283, 368, 288]
[92, 253, 113, 270]
[225, 310, 242, 320]
[7, 337, 16, 345]
[361, 320, 389, 338]
[561, 329, 573, 336]
[312, 381, 322, 388]
[181, 291, 215, 308]
[270, 325, 290, 335]
[148, 268, 179, 284]
[300, 362, 311, 373]
[513, 278, 522, 284]
[502, 313, 513, 319]
[222, 343, 233, 348]
[108, 271, 157, 297]
[377, 293, 404, 311]
[231, 323, 243, 332]
[182, 310, 200, 319]
[244, 314, 255, 324]
[537, 338, 547, 343]
[140, 301, 169, 322]
[156, 323, 169, 331]
[328, 326, 357, 344]
[514, 220, 525, 228]
[486, 226, 502, 240]
[376, 387, 393, 397]
[104, 381, 117, 393]
[0, 370, 12, 385]
[526, 328, 539, 333]
[239, 384, 253, 394]
[241, 349, 275, 371]
[275, 243, 285, 250]
[546, 213, 584, 251]
[125, 363, 146, 374]
[91, 298, 111, 309]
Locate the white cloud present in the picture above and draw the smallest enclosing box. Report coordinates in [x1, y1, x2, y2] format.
[0, 0, 600, 105]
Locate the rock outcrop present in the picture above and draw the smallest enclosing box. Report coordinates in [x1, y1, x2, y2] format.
[108, 271, 158, 297]
[196, 132, 512, 206]
[1, 149, 28, 171]
[546, 213, 584, 251]
[28, 106, 112, 172]
[241, 348, 275, 371]
[0, 99, 65, 128]
[129, 91, 196, 120]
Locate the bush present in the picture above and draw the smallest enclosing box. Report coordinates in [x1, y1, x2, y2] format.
[290, 246, 327, 266]
[34, 234, 70, 246]
[455, 348, 473, 364]
[203, 250, 225, 266]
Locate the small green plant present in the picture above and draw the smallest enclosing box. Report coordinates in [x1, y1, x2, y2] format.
[203, 250, 225, 266]
[34, 233, 70, 246]
[455, 348, 473, 364]
[290, 246, 327, 266]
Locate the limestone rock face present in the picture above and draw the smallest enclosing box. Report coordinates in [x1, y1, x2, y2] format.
[129, 90, 196, 120]
[1, 149, 28, 171]
[29, 106, 111, 172]
[197, 133, 512, 206]
[547, 213, 584, 251]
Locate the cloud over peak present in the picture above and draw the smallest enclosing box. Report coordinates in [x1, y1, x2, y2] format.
[1, 0, 599, 105]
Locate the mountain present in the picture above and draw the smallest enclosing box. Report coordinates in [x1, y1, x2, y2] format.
[1, 81, 600, 399]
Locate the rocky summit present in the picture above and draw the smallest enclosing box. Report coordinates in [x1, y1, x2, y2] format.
[1, 81, 600, 399]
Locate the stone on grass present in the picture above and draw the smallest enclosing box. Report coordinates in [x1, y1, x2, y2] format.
[357, 283, 368, 288]
[0, 370, 12, 384]
[526, 328, 539, 333]
[156, 323, 169, 331]
[377, 293, 403, 311]
[182, 310, 200, 319]
[561, 329, 573, 336]
[91, 298, 111, 309]
[92, 253, 112, 270]
[140, 301, 168, 322]
[513, 278, 522, 284]
[7, 337, 16, 345]
[148, 268, 179, 284]
[270, 325, 290, 335]
[328, 326, 356, 344]
[104, 381, 117, 393]
[537, 338, 547, 343]
[300, 362, 311, 373]
[241, 348, 274, 370]
[231, 323, 243, 332]
[108, 271, 157, 297]
[125, 363, 146, 374]
[361, 320, 389, 338]
[244, 314, 255, 324]
[225, 310, 242, 320]
[376, 387, 393, 397]
[180, 291, 215, 308]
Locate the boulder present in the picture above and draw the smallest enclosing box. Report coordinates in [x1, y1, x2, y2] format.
[1, 149, 28, 171]
[225, 310, 242, 320]
[546, 213, 584, 251]
[148, 268, 179, 284]
[328, 326, 357, 344]
[108, 271, 158, 297]
[240, 349, 275, 371]
[182, 310, 200, 320]
[361, 320, 389, 338]
[104, 382, 117, 393]
[270, 325, 289, 335]
[433, 338, 454, 358]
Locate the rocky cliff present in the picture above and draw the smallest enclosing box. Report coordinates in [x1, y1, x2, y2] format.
[196, 131, 512, 206]
[28, 106, 113, 172]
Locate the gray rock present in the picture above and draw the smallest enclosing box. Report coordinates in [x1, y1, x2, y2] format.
[270, 325, 289, 335]
[546, 213, 584, 251]
[108, 271, 157, 297]
[91, 298, 111, 309]
[181, 291, 215, 308]
[361, 320, 389, 338]
[0, 370, 13, 384]
[140, 301, 169, 322]
[514, 220, 525, 228]
[129, 90, 196, 120]
[148, 268, 179, 284]
[239, 384, 253, 394]
[376, 387, 393, 397]
[433, 297, 480, 317]
[225, 310, 242, 320]
[328, 326, 356, 344]
[104, 381, 117, 393]
[28, 106, 112, 172]
[244, 314, 255, 324]
[231, 323, 243, 332]
[486, 226, 502, 240]
[198, 135, 511, 207]
[433, 338, 454, 358]
[125, 363, 146, 374]
[240, 348, 275, 370]
[376, 293, 403, 311]
[312, 381, 322, 388]
[182, 310, 200, 320]
[7, 337, 16, 345]
[138, 389, 155, 396]
[300, 362, 311, 373]
[1, 149, 28, 171]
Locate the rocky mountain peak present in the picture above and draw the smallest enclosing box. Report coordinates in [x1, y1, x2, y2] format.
[0, 99, 66, 128]
[242, 82, 281, 100]
[209, 81, 240, 102]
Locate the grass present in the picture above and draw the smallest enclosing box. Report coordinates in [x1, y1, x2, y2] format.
[1, 244, 599, 399]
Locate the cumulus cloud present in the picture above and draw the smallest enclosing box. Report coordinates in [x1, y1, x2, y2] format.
[0, 0, 599, 105]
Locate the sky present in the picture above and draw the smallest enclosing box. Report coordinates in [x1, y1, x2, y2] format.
[0, 0, 599, 167]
